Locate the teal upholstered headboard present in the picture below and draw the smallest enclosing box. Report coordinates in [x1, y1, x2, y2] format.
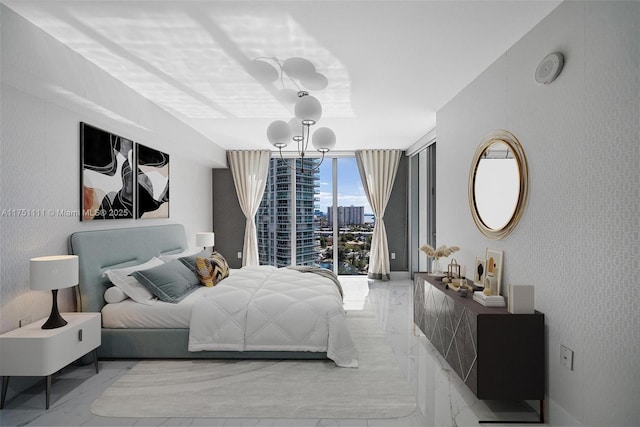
[69, 224, 188, 313]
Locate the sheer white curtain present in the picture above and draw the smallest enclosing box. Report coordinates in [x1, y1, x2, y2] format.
[228, 150, 270, 267]
[356, 150, 401, 281]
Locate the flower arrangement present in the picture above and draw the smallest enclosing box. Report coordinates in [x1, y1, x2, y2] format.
[419, 244, 460, 260]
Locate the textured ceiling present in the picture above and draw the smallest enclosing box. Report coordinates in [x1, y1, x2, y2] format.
[3, 0, 560, 152]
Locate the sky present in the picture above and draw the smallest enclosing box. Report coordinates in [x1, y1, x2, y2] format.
[317, 157, 373, 215]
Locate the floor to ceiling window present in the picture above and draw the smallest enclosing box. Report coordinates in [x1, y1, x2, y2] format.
[410, 142, 436, 274]
[258, 156, 371, 275]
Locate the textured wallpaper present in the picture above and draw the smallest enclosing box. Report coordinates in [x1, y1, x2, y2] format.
[0, 7, 220, 334]
[435, 2, 639, 426]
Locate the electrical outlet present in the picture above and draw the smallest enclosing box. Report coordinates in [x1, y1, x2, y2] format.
[19, 317, 32, 328]
[237, 252, 242, 259]
[391, 252, 396, 260]
[560, 344, 574, 370]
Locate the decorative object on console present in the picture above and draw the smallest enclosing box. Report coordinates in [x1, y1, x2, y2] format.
[195, 232, 215, 253]
[80, 122, 134, 221]
[508, 284, 535, 314]
[483, 276, 497, 296]
[447, 259, 461, 280]
[30, 255, 79, 329]
[255, 56, 336, 173]
[136, 143, 169, 219]
[473, 289, 505, 307]
[485, 248, 504, 295]
[419, 244, 459, 274]
[474, 257, 486, 285]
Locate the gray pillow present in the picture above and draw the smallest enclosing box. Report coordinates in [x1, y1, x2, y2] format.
[177, 251, 206, 274]
[130, 260, 200, 303]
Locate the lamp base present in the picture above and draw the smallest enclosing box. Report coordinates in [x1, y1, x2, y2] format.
[41, 289, 68, 329]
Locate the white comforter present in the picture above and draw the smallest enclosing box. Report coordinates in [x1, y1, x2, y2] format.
[188, 265, 359, 367]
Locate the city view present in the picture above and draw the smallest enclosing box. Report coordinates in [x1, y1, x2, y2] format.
[257, 157, 373, 275]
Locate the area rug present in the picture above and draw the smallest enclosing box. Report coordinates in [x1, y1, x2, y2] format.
[90, 304, 416, 418]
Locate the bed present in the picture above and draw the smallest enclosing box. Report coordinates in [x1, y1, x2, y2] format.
[69, 224, 358, 367]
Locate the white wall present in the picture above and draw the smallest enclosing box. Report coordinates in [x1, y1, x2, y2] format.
[0, 6, 226, 334]
[436, 2, 639, 426]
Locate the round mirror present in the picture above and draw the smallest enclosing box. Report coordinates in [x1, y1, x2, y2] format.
[469, 130, 528, 239]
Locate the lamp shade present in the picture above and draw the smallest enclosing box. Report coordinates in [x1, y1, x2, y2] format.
[312, 127, 336, 152]
[294, 95, 322, 125]
[267, 120, 292, 148]
[195, 232, 215, 248]
[288, 117, 303, 140]
[30, 255, 78, 291]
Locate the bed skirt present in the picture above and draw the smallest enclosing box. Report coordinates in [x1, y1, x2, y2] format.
[97, 328, 328, 360]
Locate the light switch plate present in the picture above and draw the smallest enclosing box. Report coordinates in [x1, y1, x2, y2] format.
[560, 344, 574, 370]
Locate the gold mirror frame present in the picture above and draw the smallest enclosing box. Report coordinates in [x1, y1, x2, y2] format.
[468, 129, 529, 240]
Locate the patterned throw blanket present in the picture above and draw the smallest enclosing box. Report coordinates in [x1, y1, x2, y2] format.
[287, 265, 344, 299]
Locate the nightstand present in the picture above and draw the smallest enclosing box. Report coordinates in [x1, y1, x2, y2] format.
[0, 312, 101, 410]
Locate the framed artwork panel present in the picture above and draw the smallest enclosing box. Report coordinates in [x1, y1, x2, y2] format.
[80, 122, 134, 221]
[473, 257, 487, 285]
[136, 143, 169, 219]
[485, 248, 504, 295]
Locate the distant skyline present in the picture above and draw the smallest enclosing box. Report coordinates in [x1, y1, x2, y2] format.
[317, 158, 373, 215]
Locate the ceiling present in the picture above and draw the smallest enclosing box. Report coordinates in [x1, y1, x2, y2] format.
[3, 0, 560, 152]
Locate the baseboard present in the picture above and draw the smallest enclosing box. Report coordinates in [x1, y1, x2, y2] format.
[546, 397, 582, 426]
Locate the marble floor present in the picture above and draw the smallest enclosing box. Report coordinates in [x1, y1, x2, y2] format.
[0, 277, 541, 427]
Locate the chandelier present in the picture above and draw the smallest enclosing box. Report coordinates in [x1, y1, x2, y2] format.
[248, 57, 336, 172]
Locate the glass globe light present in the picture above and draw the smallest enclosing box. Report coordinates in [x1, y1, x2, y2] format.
[294, 95, 322, 125]
[288, 117, 303, 141]
[312, 127, 336, 152]
[267, 120, 292, 148]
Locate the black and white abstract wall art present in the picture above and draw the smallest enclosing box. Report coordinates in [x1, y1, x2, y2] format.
[80, 122, 134, 221]
[135, 143, 170, 219]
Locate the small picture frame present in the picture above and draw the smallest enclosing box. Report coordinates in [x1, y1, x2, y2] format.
[485, 248, 504, 295]
[473, 258, 487, 285]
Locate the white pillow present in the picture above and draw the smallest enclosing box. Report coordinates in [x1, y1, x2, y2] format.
[103, 257, 164, 305]
[159, 247, 204, 263]
[104, 286, 129, 304]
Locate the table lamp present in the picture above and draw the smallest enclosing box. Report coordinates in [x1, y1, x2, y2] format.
[195, 232, 215, 253]
[30, 255, 79, 329]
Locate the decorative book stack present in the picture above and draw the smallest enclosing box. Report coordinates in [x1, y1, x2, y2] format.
[473, 291, 505, 307]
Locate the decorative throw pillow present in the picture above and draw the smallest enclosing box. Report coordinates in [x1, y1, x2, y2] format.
[195, 257, 215, 287]
[209, 251, 230, 283]
[176, 251, 207, 275]
[104, 286, 129, 304]
[103, 257, 164, 305]
[130, 260, 201, 303]
[159, 247, 205, 264]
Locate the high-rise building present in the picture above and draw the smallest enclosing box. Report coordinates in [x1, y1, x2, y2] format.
[257, 158, 320, 267]
[327, 205, 365, 227]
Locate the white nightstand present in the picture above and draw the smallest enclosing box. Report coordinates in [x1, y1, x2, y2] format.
[0, 312, 101, 409]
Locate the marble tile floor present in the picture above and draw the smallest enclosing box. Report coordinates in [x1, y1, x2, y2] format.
[0, 277, 541, 427]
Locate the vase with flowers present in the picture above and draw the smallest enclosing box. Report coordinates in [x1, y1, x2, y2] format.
[419, 244, 460, 274]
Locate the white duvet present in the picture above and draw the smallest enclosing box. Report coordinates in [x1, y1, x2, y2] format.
[188, 265, 359, 367]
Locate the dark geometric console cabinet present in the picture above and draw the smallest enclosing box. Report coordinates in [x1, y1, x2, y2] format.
[414, 273, 545, 415]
